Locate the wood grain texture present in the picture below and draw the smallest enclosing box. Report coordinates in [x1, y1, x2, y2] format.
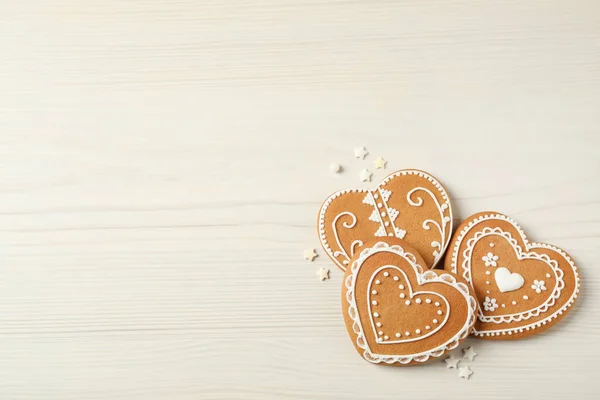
[0, 0, 599, 398]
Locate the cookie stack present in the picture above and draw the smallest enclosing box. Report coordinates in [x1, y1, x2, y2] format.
[317, 169, 580, 365]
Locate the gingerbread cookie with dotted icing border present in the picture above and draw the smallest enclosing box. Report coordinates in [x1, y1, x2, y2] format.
[342, 239, 477, 365]
[444, 212, 580, 339]
[319, 169, 453, 271]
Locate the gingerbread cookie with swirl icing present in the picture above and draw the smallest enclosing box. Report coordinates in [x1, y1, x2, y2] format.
[343, 239, 478, 365]
[444, 212, 581, 339]
[318, 169, 452, 271]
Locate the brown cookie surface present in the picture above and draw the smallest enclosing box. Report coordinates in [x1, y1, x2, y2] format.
[319, 169, 452, 271]
[444, 212, 581, 339]
[342, 239, 477, 365]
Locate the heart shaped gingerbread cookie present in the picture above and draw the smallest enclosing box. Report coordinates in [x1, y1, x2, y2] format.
[444, 212, 581, 339]
[343, 239, 477, 365]
[319, 169, 452, 271]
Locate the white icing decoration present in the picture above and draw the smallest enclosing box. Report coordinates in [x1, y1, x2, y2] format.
[406, 185, 451, 262]
[383, 272, 389, 277]
[494, 267, 525, 293]
[531, 280, 547, 294]
[399, 293, 405, 299]
[379, 189, 391, 202]
[482, 252, 499, 267]
[387, 208, 399, 222]
[416, 329, 421, 334]
[331, 212, 364, 265]
[405, 300, 411, 306]
[426, 299, 431, 304]
[416, 299, 422, 304]
[483, 297, 499, 311]
[447, 213, 580, 337]
[345, 242, 476, 364]
[523, 295, 529, 300]
[512, 301, 517, 305]
[393, 276, 399, 281]
[395, 333, 401, 338]
[395, 227, 407, 239]
[374, 226, 387, 237]
[369, 210, 382, 223]
[362, 193, 375, 206]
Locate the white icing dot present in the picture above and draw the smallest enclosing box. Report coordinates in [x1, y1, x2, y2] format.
[375, 280, 381, 284]
[383, 272, 389, 277]
[425, 299, 431, 304]
[378, 203, 383, 208]
[435, 302, 440, 307]
[490, 243, 495, 247]
[395, 333, 401, 338]
[485, 271, 491, 275]
[546, 273, 551, 278]
[399, 293, 405, 299]
[405, 300, 411, 306]
[433, 319, 438, 324]
[399, 284, 405, 290]
[372, 301, 377, 305]
[372, 290, 377, 295]
[376, 322, 382, 327]
[416, 299, 422, 304]
[416, 329, 421, 334]
[378, 331, 383, 335]
[486, 290, 490, 294]
[388, 233, 393, 236]
[405, 331, 410, 336]
[374, 194, 379, 199]
[426, 325, 431, 330]
[437, 310, 443, 315]
[381, 212, 386, 217]
[393, 276, 399, 281]
[502, 304, 506, 308]
[512, 301, 517, 305]
[523, 295, 529, 300]
[485, 281, 490, 284]
[373, 312, 379, 317]
[384, 335, 389, 340]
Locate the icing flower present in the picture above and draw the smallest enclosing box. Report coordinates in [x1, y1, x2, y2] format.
[483, 296, 499, 312]
[531, 280, 546, 294]
[482, 252, 499, 267]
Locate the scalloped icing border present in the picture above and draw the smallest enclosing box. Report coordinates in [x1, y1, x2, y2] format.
[318, 169, 452, 271]
[345, 241, 477, 364]
[448, 213, 580, 338]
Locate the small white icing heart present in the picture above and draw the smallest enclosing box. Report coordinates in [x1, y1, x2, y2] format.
[494, 267, 525, 293]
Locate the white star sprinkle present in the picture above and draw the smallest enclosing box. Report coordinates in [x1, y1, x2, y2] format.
[303, 248, 318, 262]
[458, 366, 473, 380]
[463, 346, 477, 361]
[374, 157, 387, 169]
[354, 146, 369, 159]
[444, 355, 460, 369]
[317, 267, 330, 281]
[360, 169, 372, 182]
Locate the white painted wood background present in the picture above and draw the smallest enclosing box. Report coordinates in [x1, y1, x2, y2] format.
[0, 1, 599, 398]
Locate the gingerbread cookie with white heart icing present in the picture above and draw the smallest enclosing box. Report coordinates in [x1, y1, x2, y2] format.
[319, 169, 452, 271]
[444, 212, 581, 339]
[342, 239, 477, 365]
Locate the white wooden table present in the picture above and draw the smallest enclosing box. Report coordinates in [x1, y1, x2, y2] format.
[1, 1, 599, 399]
